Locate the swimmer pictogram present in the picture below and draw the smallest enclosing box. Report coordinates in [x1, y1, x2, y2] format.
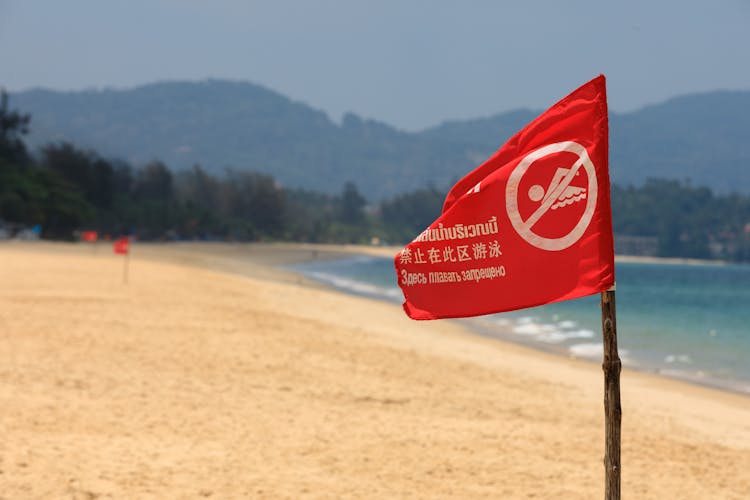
[505, 141, 598, 251]
[531, 166, 587, 210]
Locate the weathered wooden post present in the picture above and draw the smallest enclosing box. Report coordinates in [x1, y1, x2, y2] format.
[601, 288, 621, 500]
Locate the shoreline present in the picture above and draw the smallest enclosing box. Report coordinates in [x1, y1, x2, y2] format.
[2, 241, 750, 497]
[274, 242, 750, 398]
[16, 240, 743, 396]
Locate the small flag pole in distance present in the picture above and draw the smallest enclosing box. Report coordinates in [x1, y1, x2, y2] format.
[81, 230, 99, 254]
[123, 249, 129, 285]
[601, 286, 621, 499]
[394, 75, 620, 499]
[113, 236, 130, 284]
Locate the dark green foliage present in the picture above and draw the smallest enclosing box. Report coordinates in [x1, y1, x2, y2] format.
[223, 170, 286, 239]
[0, 93, 92, 237]
[282, 184, 373, 244]
[612, 179, 750, 260]
[282, 188, 337, 242]
[40, 142, 115, 210]
[30, 168, 94, 239]
[0, 90, 31, 165]
[0, 160, 45, 224]
[0, 161, 93, 238]
[380, 186, 446, 242]
[338, 182, 366, 225]
[134, 161, 173, 201]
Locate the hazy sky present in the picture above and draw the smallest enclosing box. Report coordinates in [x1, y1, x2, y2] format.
[1, 0, 748, 130]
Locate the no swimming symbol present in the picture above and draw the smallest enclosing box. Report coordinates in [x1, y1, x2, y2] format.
[505, 141, 598, 251]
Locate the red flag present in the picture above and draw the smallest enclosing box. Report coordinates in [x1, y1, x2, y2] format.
[81, 230, 98, 243]
[113, 237, 130, 255]
[395, 75, 614, 320]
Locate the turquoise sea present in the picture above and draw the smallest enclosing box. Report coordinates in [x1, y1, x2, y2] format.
[290, 256, 750, 395]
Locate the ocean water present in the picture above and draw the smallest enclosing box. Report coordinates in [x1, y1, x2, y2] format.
[290, 256, 750, 395]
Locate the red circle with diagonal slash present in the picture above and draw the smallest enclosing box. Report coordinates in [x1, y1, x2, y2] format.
[506, 141, 597, 251]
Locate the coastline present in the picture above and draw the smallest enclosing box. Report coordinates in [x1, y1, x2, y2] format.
[2, 241, 749, 498]
[6, 241, 744, 395]
[275, 243, 749, 396]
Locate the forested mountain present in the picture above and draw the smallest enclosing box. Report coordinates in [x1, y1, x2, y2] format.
[419, 92, 750, 193]
[11, 80, 750, 199]
[3, 90, 750, 260]
[611, 91, 750, 192]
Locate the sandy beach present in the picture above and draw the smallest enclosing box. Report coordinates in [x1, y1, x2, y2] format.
[1, 242, 749, 499]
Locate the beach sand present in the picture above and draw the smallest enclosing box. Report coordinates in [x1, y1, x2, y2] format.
[1, 242, 749, 499]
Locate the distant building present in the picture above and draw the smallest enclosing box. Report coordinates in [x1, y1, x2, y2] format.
[15, 228, 41, 240]
[614, 234, 658, 256]
[0, 221, 42, 240]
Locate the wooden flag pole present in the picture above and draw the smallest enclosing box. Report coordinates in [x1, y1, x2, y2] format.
[123, 252, 129, 285]
[601, 288, 621, 500]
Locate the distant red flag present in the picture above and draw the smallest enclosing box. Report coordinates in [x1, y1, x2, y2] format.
[395, 75, 614, 320]
[113, 237, 130, 255]
[81, 230, 98, 243]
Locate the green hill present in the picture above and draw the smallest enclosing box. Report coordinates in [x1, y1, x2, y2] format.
[10, 80, 750, 199]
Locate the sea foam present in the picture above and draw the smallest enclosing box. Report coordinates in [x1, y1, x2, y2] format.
[510, 316, 594, 344]
[305, 271, 402, 301]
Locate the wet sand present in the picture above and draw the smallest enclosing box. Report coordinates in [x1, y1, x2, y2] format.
[1, 242, 749, 498]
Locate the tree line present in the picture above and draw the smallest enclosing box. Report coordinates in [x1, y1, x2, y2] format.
[1, 92, 749, 261]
